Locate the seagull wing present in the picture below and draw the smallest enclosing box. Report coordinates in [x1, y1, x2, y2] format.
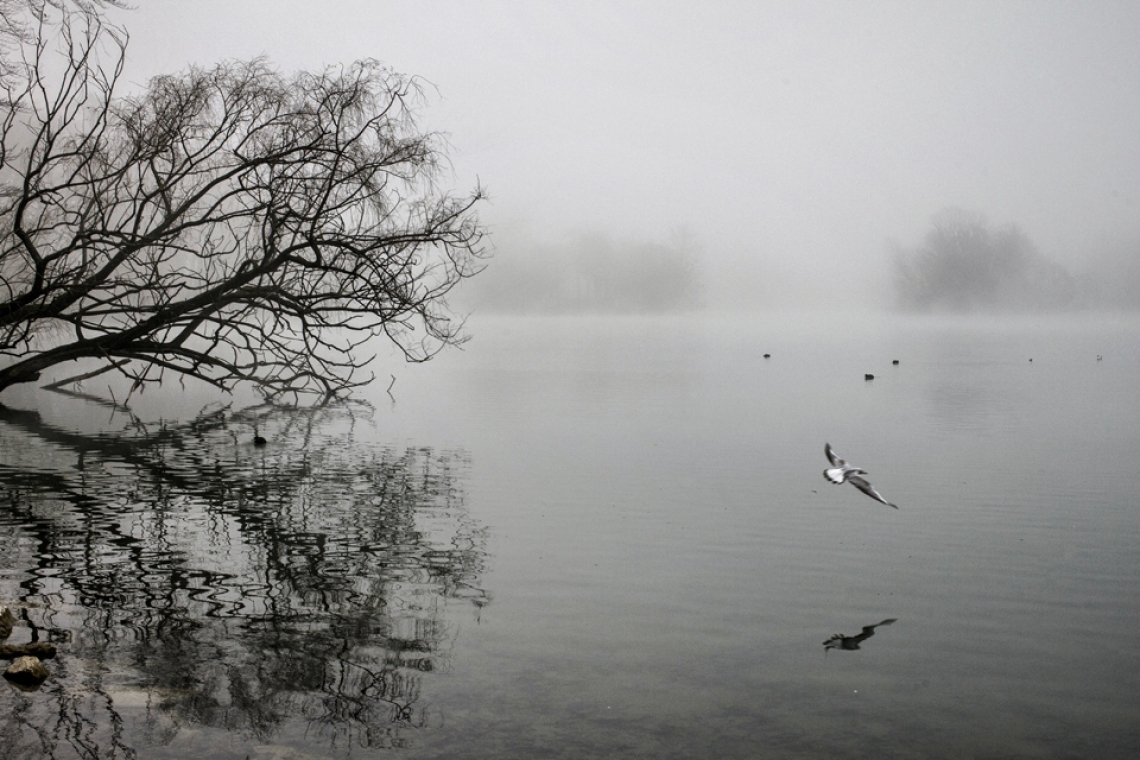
[847, 474, 898, 508]
[825, 443, 845, 468]
[861, 619, 898, 634]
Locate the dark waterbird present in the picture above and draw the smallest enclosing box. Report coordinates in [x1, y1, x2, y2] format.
[823, 443, 897, 508]
[824, 618, 897, 651]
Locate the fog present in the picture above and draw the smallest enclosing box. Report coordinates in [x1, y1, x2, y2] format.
[113, 1, 1140, 312]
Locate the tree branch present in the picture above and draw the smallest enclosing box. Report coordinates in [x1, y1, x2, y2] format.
[0, 5, 487, 401]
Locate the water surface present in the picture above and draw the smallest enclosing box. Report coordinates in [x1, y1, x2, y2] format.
[2, 312, 1139, 758]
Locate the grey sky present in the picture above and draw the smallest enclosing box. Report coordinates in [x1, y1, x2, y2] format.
[111, 1, 1140, 307]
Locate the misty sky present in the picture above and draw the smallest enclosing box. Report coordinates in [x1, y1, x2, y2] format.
[109, 1, 1140, 308]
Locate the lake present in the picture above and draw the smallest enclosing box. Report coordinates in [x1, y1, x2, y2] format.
[2, 311, 1139, 759]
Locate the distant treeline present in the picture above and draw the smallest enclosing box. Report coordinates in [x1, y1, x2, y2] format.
[893, 208, 1140, 312]
[464, 230, 704, 314]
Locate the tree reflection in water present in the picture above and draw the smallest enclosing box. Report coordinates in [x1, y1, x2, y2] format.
[0, 401, 489, 758]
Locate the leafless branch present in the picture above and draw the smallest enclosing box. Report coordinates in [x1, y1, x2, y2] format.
[0, 3, 487, 402]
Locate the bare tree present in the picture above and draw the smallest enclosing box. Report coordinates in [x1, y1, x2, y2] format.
[892, 207, 1073, 312]
[0, 4, 486, 401]
[2, 1, 126, 89]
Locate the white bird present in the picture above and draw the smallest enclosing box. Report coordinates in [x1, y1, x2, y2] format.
[823, 443, 897, 508]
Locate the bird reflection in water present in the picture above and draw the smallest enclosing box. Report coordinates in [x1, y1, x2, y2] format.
[823, 618, 897, 651]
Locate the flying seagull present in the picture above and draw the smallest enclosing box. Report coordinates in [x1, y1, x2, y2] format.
[823, 443, 897, 508]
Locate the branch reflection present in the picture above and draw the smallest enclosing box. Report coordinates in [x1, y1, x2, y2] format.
[0, 401, 489, 757]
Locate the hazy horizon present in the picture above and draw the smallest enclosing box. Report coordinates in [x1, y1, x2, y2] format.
[105, 1, 1140, 312]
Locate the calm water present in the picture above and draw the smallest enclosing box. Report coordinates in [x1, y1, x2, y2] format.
[2, 312, 1139, 759]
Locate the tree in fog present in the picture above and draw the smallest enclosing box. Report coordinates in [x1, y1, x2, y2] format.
[572, 229, 703, 312]
[468, 228, 703, 313]
[2, 1, 126, 66]
[0, 4, 486, 401]
[892, 208, 1074, 312]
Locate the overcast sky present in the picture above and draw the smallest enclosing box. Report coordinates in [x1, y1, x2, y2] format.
[109, 1, 1140, 307]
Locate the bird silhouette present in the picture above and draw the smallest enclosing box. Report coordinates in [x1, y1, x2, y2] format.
[824, 618, 897, 651]
[823, 443, 897, 508]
